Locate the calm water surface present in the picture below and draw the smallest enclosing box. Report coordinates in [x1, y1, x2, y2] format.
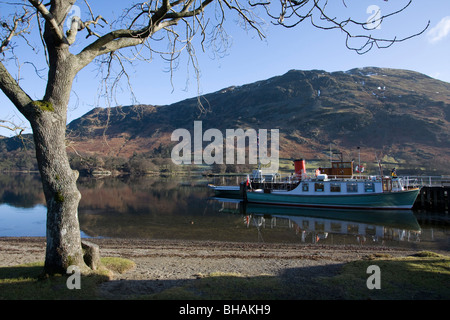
[0, 173, 449, 252]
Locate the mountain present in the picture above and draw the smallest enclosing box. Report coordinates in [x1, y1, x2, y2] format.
[3, 67, 450, 174]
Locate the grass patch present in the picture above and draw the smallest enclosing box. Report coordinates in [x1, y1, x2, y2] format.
[101, 257, 136, 274]
[191, 272, 283, 300]
[0, 257, 135, 300]
[151, 271, 284, 300]
[322, 251, 450, 300]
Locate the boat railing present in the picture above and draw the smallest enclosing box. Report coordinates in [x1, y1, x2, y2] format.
[211, 173, 450, 189]
[211, 174, 247, 186]
[276, 174, 450, 187]
[399, 176, 450, 188]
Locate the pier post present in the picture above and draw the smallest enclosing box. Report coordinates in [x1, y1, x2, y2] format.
[240, 182, 248, 202]
[415, 186, 450, 212]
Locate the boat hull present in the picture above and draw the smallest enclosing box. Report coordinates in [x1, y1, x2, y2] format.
[209, 185, 242, 198]
[245, 188, 420, 210]
[243, 203, 421, 231]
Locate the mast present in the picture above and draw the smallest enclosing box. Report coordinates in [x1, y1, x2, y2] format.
[329, 144, 332, 167]
[358, 146, 361, 179]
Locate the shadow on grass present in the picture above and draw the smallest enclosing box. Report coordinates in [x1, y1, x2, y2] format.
[2, 252, 449, 300]
[100, 253, 450, 300]
[329, 252, 450, 300]
[0, 262, 111, 300]
[0, 263, 43, 281]
[98, 264, 346, 300]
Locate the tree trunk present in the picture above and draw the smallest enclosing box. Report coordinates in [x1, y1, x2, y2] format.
[30, 106, 87, 274]
[30, 40, 89, 274]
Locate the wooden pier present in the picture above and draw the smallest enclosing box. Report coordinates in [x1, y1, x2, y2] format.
[401, 176, 449, 212]
[414, 186, 450, 212]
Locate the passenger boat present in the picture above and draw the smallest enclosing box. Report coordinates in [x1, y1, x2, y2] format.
[209, 157, 420, 210]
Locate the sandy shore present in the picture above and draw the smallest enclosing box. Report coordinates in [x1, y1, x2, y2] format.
[0, 237, 423, 299]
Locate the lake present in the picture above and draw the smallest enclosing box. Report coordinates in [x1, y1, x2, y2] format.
[0, 173, 449, 252]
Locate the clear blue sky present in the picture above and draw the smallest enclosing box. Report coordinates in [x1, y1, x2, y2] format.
[1, 0, 449, 137]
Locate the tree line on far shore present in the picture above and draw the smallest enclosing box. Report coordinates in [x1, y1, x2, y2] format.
[0, 145, 255, 176]
[2, 138, 448, 176]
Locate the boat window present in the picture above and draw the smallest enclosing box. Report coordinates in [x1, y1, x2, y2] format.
[332, 162, 352, 168]
[330, 183, 341, 192]
[347, 224, 359, 234]
[314, 183, 324, 192]
[302, 183, 309, 192]
[331, 223, 342, 232]
[346, 182, 358, 193]
[315, 222, 325, 231]
[364, 182, 375, 192]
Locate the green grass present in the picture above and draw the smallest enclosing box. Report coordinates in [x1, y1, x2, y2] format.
[321, 251, 450, 300]
[1, 251, 449, 300]
[0, 257, 135, 300]
[150, 272, 284, 300]
[100, 257, 136, 274]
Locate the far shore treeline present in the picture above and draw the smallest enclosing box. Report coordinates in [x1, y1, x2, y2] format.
[1, 137, 447, 177]
[0, 135, 258, 176]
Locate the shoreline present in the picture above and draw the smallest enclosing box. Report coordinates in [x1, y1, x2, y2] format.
[0, 236, 421, 266]
[0, 236, 438, 299]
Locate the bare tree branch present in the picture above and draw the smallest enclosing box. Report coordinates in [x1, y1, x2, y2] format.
[0, 118, 25, 135]
[66, 14, 108, 44]
[250, 0, 429, 54]
[306, 0, 430, 54]
[0, 8, 32, 55]
[0, 60, 33, 117]
[73, 0, 219, 71]
[28, 0, 66, 43]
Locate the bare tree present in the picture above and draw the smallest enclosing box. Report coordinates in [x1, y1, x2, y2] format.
[0, 0, 428, 274]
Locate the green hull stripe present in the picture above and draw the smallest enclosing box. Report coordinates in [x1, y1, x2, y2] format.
[246, 189, 420, 210]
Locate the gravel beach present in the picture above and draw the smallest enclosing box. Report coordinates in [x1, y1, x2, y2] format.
[0, 237, 422, 299]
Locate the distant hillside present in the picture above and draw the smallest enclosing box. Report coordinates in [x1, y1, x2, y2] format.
[2, 67, 450, 174]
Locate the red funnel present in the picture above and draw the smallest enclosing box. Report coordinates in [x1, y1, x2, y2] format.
[294, 159, 306, 178]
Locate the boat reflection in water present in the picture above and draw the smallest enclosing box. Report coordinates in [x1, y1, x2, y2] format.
[213, 197, 422, 245]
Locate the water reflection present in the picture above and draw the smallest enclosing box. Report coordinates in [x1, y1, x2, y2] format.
[0, 203, 46, 236]
[0, 174, 45, 208]
[0, 174, 448, 251]
[214, 199, 422, 246]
